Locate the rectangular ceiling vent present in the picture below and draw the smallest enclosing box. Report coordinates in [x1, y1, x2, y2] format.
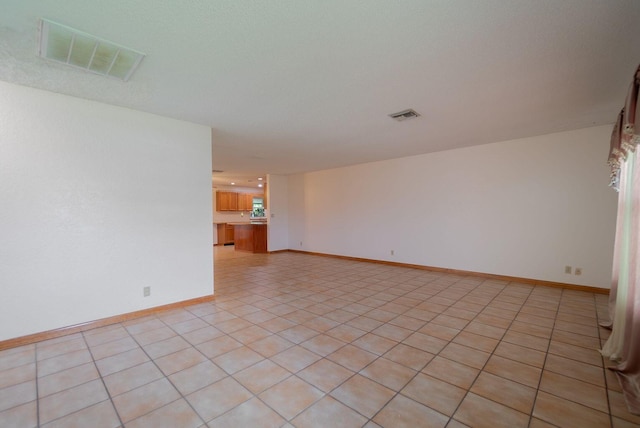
[37, 19, 145, 81]
[389, 109, 420, 122]
[212, 170, 225, 173]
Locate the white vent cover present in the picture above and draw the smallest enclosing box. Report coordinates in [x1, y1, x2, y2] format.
[38, 19, 145, 81]
[389, 109, 421, 121]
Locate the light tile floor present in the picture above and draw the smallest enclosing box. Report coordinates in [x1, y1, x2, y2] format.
[1, 246, 639, 427]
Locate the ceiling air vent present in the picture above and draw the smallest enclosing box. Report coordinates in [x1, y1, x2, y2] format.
[37, 19, 145, 81]
[212, 170, 224, 173]
[389, 109, 420, 122]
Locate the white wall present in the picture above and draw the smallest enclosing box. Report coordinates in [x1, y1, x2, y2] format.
[287, 126, 618, 288]
[267, 174, 289, 251]
[0, 81, 213, 341]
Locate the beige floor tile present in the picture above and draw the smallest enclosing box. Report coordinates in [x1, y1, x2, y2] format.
[210, 397, 285, 428]
[439, 342, 490, 369]
[271, 345, 322, 373]
[129, 326, 176, 347]
[502, 330, 549, 352]
[422, 356, 480, 390]
[0, 362, 35, 389]
[327, 344, 378, 372]
[229, 325, 273, 345]
[401, 373, 466, 416]
[325, 324, 367, 342]
[142, 336, 191, 360]
[0, 380, 36, 413]
[548, 340, 603, 366]
[0, 346, 35, 360]
[483, 355, 541, 388]
[95, 348, 149, 377]
[388, 314, 427, 331]
[493, 341, 546, 368]
[612, 416, 640, 428]
[454, 393, 529, 428]
[155, 347, 207, 376]
[36, 338, 87, 361]
[297, 359, 354, 393]
[39, 379, 108, 424]
[170, 317, 209, 335]
[278, 325, 319, 344]
[528, 417, 557, 428]
[126, 398, 202, 428]
[213, 346, 264, 374]
[259, 376, 323, 420]
[186, 376, 252, 422]
[403, 331, 448, 354]
[539, 370, 608, 412]
[195, 335, 243, 359]
[300, 334, 345, 357]
[1, 251, 623, 428]
[372, 324, 413, 342]
[168, 360, 227, 396]
[352, 333, 398, 355]
[346, 316, 385, 332]
[418, 322, 460, 341]
[42, 400, 119, 428]
[470, 371, 536, 413]
[303, 316, 341, 332]
[37, 349, 93, 378]
[38, 362, 99, 398]
[552, 329, 601, 349]
[0, 401, 37, 428]
[608, 389, 640, 425]
[544, 353, 605, 387]
[330, 374, 395, 418]
[233, 359, 291, 394]
[360, 357, 416, 391]
[291, 396, 368, 428]
[247, 334, 294, 357]
[182, 326, 224, 345]
[215, 317, 254, 334]
[90, 336, 139, 361]
[383, 343, 434, 371]
[374, 394, 449, 428]
[82, 326, 130, 347]
[533, 390, 610, 428]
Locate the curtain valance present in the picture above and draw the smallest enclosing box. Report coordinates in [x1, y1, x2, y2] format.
[609, 65, 640, 190]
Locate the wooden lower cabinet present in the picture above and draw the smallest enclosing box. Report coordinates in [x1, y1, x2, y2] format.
[216, 223, 235, 245]
[234, 223, 267, 253]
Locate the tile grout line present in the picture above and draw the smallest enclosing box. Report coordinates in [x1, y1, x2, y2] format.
[80, 328, 125, 428]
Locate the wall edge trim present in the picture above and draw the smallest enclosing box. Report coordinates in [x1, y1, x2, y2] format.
[285, 249, 610, 295]
[0, 294, 215, 351]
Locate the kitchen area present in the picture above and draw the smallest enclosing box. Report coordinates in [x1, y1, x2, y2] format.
[213, 179, 268, 254]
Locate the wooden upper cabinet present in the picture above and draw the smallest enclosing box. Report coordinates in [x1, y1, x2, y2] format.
[216, 191, 238, 211]
[238, 193, 253, 211]
[216, 191, 266, 212]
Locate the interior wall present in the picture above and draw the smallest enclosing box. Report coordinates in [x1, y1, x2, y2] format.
[0, 81, 213, 341]
[287, 125, 618, 288]
[266, 174, 289, 251]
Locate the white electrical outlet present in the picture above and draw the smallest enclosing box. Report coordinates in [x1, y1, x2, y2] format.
[575, 268, 582, 276]
[300, 241, 303, 246]
[391, 250, 395, 256]
[564, 266, 572, 274]
[143, 286, 150, 297]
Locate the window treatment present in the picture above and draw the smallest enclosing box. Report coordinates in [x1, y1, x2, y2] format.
[602, 64, 640, 415]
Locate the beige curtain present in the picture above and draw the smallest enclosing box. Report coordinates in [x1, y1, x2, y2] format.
[602, 64, 640, 414]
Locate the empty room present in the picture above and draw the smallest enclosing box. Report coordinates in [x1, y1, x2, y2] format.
[2, 1, 640, 427]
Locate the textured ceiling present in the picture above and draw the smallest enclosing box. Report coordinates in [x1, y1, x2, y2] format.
[2, 1, 640, 187]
